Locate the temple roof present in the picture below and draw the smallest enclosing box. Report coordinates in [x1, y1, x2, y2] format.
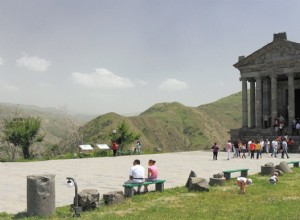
[233, 33, 300, 70]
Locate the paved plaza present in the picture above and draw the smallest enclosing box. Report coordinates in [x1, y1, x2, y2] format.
[1, 150, 300, 214]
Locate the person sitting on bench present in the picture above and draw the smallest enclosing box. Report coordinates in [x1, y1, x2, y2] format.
[144, 159, 158, 193]
[125, 159, 145, 194]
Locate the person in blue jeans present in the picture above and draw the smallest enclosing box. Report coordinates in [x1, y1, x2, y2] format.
[211, 143, 219, 160]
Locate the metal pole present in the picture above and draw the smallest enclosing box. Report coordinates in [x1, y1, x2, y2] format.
[66, 177, 81, 217]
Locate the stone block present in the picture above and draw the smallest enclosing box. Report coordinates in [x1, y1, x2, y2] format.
[275, 161, 293, 174]
[261, 166, 275, 175]
[209, 177, 225, 186]
[185, 170, 197, 187]
[103, 191, 125, 205]
[77, 189, 99, 211]
[27, 174, 55, 217]
[188, 177, 209, 192]
[213, 172, 224, 178]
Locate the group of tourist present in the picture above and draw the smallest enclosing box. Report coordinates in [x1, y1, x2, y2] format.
[125, 159, 158, 194]
[220, 137, 291, 160]
[273, 116, 300, 136]
[291, 117, 300, 135]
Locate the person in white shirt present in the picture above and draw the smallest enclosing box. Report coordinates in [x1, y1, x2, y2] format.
[296, 122, 300, 135]
[265, 138, 270, 153]
[236, 177, 252, 193]
[125, 159, 145, 193]
[281, 139, 290, 159]
[271, 139, 278, 158]
[225, 140, 232, 160]
[259, 139, 265, 158]
[269, 172, 279, 185]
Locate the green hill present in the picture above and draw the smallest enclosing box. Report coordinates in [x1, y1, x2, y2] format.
[79, 92, 242, 152]
[0, 92, 242, 156]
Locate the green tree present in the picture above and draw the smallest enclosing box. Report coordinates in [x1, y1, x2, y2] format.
[115, 121, 140, 151]
[2, 117, 44, 159]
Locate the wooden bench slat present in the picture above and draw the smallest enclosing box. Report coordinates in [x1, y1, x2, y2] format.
[123, 180, 166, 197]
[123, 180, 166, 187]
[287, 161, 300, 167]
[223, 169, 249, 173]
[222, 169, 249, 180]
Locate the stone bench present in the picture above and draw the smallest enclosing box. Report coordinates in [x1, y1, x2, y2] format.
[287, 161, 300, 167]
[223, 168, 249, 180]
[123, 179, 166, 197]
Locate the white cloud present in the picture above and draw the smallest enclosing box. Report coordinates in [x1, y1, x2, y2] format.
[38, 82, 52, 87]
[0, 81, 19, 91]
[71, 68, 135, 89]
[0, 57, 4, 66]
[135, 79, 148, 86]
[219, 81, 225, 87]
[16, 54, 50, 72]
[158, 78, 189, 91]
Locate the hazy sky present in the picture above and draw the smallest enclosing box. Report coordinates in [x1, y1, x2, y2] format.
[0, 0, 300, 115]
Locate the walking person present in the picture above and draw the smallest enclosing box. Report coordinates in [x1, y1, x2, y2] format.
[247, 140, 252, 156]
[233, 140, 239, 158]
[281, 138, 290, 159]
[255, 140, 261, 159]
[225, 140, 232, 160]
[250, 140, 255, 159]
[271, 139, 278, 158]
[241, 142, 246, 159]
[137, 140, 142, 155]
[211, 142, 219, 160]
[259, 139, 264, 158]
[265, 138, 270, 154]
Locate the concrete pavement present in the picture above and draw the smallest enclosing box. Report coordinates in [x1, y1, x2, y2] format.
[1, 150, 299, 214]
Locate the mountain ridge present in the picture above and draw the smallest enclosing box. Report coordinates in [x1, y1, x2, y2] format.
[0, 92, 242, 155]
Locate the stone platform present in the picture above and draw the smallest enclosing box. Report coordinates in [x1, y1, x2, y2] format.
[1, 150, 300, 214]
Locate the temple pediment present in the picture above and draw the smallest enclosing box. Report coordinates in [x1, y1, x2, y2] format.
[234, 39, 300, 70]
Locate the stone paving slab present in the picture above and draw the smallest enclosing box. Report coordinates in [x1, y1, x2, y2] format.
[1, 151, 299, 214]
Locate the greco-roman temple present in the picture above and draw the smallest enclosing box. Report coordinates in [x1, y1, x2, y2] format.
[230, 32, 300, 152]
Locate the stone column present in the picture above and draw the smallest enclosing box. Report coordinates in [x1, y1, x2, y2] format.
[256, 77, 262, 128]
[288, 73, 295, 125]
[271, 75, 278, 126]
[241, 78, 248, 127]
[249, 79, 256, 128]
